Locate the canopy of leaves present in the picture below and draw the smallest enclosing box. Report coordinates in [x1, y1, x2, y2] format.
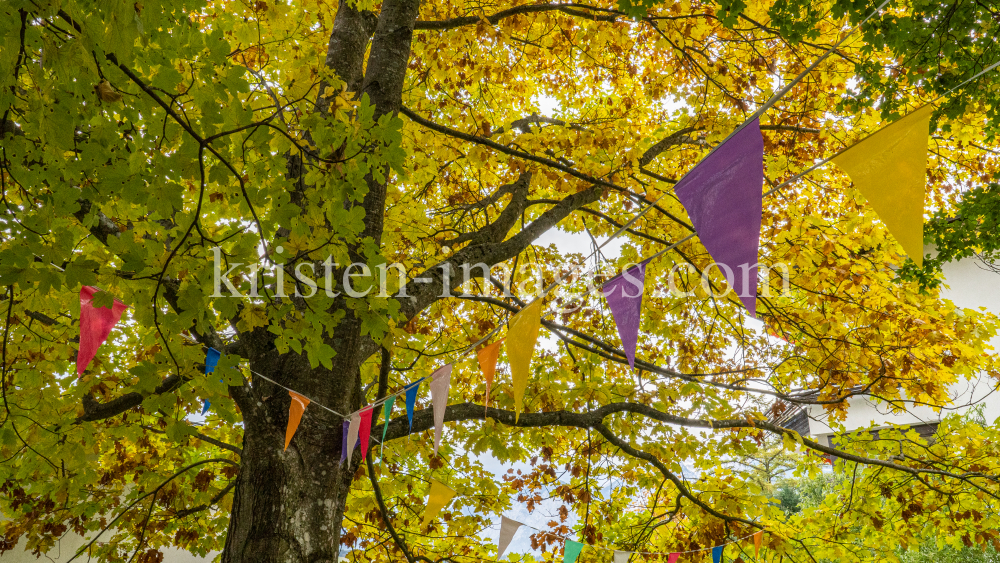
[1, 0, 1000, 562]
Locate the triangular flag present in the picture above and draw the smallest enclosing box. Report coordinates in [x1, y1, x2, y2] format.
[477, 339, 504, 412]
[283, 391, 310, 451]
[421, 478, 456, 528]
[380, 395, 396, 462]
[429, 364, 453, 455]
[602, 261, 648, 369]
[201, 348, 221, 415]
[205, 347, 221, 373]
[345, 411, 360, 466]
[563, 539, 584, 563]
[712, 546, 724, 563]
[405, 378, 424, 430]
[668, 552, 680, 563]
[340, 420, 350, 462]
[674, 119, 764, 316]
[507, 299, 542, 419]
[832, 104, 933, 267]
[497, 516, 523, 558]
[614, 550, 632, 563]
[358, 406, 374, 461]
[753, 531, 763, 558]
[77, 286, 128, 375]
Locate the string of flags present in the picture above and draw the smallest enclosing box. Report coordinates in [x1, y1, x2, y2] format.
[74, 81, 988, 458]
[69, 6, 1000, 539]
[495, 515, 766, 562]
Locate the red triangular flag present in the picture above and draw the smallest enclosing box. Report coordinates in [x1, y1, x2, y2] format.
[668, 553, 680, 563]
[284, 391, 310, 451]
[77, 286, 128, 375]
[358, 406, 374, 460]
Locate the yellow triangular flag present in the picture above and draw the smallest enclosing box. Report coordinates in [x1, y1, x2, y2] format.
[421, 478, 456, 528]
[832, 104, 933, 267]
[507, 299, 542, 420]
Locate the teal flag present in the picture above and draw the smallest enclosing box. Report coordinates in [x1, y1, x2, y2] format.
[563, 540, 584, 563]
[379, 395, 396, 462]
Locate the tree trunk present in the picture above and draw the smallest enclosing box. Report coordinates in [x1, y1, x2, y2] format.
[217, 1, 420, 559]
[222, 346, 365, 563]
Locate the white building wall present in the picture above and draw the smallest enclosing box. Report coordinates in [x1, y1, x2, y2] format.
[806, 252, 1000, 444]
[2, 531, 218, 562]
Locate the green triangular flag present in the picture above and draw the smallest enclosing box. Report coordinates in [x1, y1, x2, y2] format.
[379, 395, 396, 462]
[563, 539, 584, 563]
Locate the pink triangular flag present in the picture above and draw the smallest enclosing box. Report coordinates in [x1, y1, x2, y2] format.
[77, 286, 128, 375]
[601, 262, 647, 369]
[668, 553, 680, 563]
[345, 411, 361, 467]
[429, 364, 453, 455]
[358, 406, 374, 460]
[498, 516, 523, 558]
[674, 120, 764, 316]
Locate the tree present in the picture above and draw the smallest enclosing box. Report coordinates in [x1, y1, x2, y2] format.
[2, 0, 1000, 562]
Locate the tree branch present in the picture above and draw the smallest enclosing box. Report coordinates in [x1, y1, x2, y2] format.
[414, 3, 620, 31]
[380, 401, 1000, 493]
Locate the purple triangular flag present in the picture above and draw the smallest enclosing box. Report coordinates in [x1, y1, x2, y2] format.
[602, 262, 647, 369]
[674, 119, 764, 316]
[340, 420, 350, 462]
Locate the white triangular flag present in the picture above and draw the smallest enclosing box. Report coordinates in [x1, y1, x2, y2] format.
[498, 516, 523, 558]
[345, 411, 360, 467]
[429, 364, 453, 455]
[614, 550, 632, 563]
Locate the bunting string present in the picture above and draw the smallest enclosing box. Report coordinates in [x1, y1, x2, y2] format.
[495, 516, 764, 559]
[68, 0, 1000, 550]
[198, 0, 979, 423]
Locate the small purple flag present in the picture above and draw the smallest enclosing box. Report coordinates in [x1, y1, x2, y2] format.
[340, 420, 350, 462]
[674, 119, 764, 316]
[602, 261, 647, 369]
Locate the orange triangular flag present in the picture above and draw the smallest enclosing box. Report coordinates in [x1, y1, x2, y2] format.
[753, 531, 763, 559]
[284, 391, 310, 451]
[477, 339, 504, 413]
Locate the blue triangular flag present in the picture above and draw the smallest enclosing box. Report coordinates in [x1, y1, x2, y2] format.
[712, 546, 724, 563]
[202, 400, 211, 415]
[405, 378, 424, 430]
[205, 347, 221, 373]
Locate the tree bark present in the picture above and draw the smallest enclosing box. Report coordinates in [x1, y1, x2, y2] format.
[219, 1, 419, 560]
[221, 332, 366, 563]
